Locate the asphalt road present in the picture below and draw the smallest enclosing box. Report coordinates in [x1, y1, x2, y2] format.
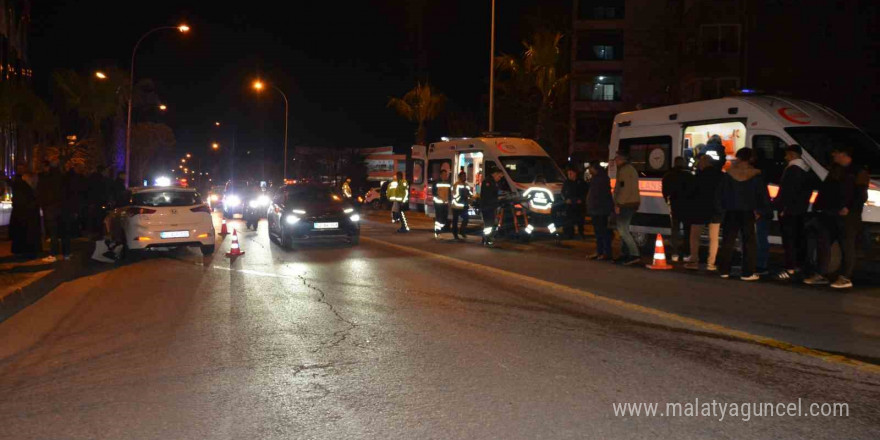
[0, 214, 878, 439]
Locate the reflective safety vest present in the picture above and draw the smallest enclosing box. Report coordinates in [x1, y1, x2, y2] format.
[452, 182, 473, 208]
[341, 182, 352, 198]
[432, 181, 452, 205]
[387, 179, 409, 202]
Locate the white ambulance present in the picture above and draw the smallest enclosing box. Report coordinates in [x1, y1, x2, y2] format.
[419, 136, 565, 225]
[608, 95, 880, 246]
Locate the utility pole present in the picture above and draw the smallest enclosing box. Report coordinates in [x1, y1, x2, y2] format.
[488, 0, 496, 133]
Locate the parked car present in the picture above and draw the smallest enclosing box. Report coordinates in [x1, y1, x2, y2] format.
[268, 184, 360, 248]
[110, 187, 215, 256]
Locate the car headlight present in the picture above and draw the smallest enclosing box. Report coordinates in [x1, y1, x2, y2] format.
[210, 194, 219, 202]
[226, 195, 241, 207]
[249, 199, 260, 208]
[344, 208, 354, 214]
[292, 209, 306, 215]
[285, 214, 300, 225]
[350, 214, 360, 222]
[867, 189, 880, 207]
[258, 195, 271, 205]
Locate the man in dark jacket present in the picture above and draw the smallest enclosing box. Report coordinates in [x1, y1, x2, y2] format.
[586, 161, 614, 260]
[805, 145, 869, 289]
[480, 168, 503, 246]
[562, 165, 588, 239]
[37, 159, 66, 262]
[772, 145, 813, 280]
[662, 156, 693, 261]
[715, 148, 771, 281]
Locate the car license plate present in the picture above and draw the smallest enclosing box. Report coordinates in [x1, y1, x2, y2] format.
[314, 222, 339, 229]
[160, 230, 190, 239]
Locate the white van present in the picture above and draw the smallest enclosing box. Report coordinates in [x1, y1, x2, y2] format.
[419, 137, 565, 224]
[608, 95, 880, 246]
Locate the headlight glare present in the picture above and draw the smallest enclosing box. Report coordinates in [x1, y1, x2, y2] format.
[349, 214, 360, 222]
[285, 214, 300, 225]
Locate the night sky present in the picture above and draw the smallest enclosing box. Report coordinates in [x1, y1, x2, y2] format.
[28, 1, 568, 160]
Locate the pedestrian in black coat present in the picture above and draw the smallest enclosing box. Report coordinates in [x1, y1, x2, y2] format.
[662, 157, 693, 260]
[772, 145, 813, 280]
[715, 148, 771, 280]
[9, 164, 42, 259]
[37, 160, 67, 261]
[805, 145, 869, 289]
[683, 156, 723, 270]
[586, 161, 614, 260]
[562, 166, 588, 239]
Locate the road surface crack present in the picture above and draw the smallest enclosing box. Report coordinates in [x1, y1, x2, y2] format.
[297, 275, 357, 352]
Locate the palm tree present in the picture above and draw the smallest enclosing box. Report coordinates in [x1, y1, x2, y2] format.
[387, 82, 446, 145]
[496, 30, 570, 144]
[51, 68, 125, 168]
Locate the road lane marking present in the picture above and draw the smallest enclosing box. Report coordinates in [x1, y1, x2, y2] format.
[363, 236, 880, 375]
[212, 265, 296, 279]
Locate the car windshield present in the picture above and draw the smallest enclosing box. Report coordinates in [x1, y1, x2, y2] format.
[499, 156, 565, 183]
[786, 127, 880, 175]
[133, 190, 201, 207]
[225, 180, 251, 194]
[285, 186, 342, 204]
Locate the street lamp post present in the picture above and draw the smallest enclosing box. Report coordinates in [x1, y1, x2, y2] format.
[125, 24, 189, 188]
[253, 80, 289, 181]
[488, 0, 496, 133]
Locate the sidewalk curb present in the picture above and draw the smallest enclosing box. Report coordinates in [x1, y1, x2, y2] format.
[0, 270, 55, 322]
[363, 235, 880, 375]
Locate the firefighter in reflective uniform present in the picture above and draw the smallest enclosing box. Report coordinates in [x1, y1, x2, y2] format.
[451, 171, 473, 240]
[387, 171, 410, 232]
[341, 178, 352, 199]
[431, 169, 452, 238]
[480, 168, 504, 246]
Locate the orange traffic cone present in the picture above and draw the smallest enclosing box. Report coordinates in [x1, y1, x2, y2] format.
[646, 233, 672, 270]
[219, 219, 229, 236]
[225, 229, 245, 258]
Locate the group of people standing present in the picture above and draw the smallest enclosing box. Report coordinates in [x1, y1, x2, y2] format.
[662, 144, 867, 289]
[7, 161, 126, 263]
[379, 143, 868, 289]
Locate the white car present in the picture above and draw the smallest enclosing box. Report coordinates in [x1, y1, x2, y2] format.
[114, 187, 216, 256]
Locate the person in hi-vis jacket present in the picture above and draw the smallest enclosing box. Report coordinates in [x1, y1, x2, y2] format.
[431, 169, 452, 238]
[387, 171, 410, 232]
[451, 171, 473, 240]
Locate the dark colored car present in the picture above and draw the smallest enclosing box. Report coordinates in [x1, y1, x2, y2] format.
[221, 180, 253, 219]
[268, 184, 360, 248]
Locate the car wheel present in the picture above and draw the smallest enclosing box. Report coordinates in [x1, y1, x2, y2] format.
[201, 245, 215, 256]
[280, 227, 293, 250]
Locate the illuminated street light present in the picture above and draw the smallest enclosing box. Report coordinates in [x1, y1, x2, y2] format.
[179, 165, 183, 169]
[124, 24, 191, 188]
[252, 78, 289, 179]
[212, 142, 219, 150]
[181, 158, 186, 163]
[95, 71, 107, 80]
[186, 153, 192, 158]
[158, 104, 167, 111]
[214, 121, 221, 126]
